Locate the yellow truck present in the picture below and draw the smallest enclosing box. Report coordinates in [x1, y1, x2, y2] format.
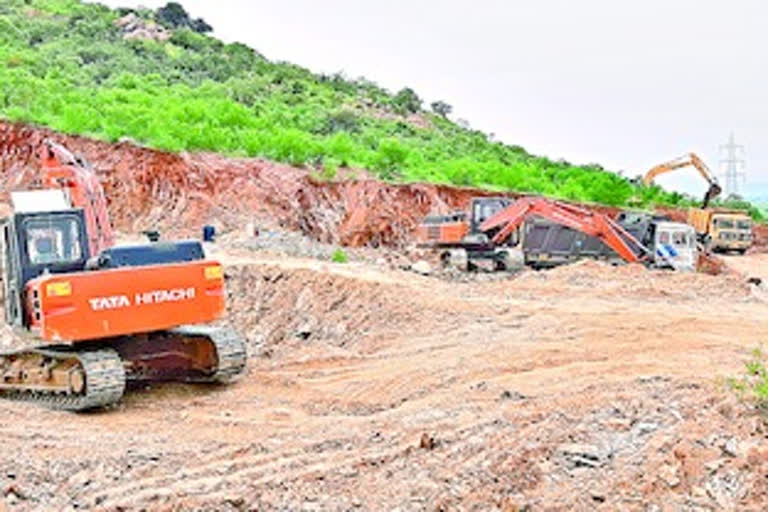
[687, 208, 753, 254]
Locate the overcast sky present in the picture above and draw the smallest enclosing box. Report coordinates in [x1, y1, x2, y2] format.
[90, 0, 768, 198]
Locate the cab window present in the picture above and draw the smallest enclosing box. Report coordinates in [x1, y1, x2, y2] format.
[672, 231, 689, 246]
[716, 219, 735, 229]
[24, 217, 82, 265]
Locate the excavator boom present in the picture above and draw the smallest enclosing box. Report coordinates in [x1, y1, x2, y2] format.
[643, 153, 722, 208]
[479, 197, 648, 263]
[39, 139, 115, 255]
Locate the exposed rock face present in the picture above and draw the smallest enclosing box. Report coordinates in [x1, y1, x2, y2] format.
[114, 13, 171, 42]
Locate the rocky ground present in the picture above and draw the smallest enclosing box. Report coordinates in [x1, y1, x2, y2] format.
[1, 245, 768, 511]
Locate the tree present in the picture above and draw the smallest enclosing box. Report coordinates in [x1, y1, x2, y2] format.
[190, 17, 212, 33]
[156, 2, 213, 33]
[430, 100, 452, 118]
[393, 87, 422, 114]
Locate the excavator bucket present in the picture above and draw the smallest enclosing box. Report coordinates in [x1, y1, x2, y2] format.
[702, 183, 722, 208]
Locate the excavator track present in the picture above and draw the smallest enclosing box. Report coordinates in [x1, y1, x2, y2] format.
[0, 325, 246, 411]
[110, 323, 248, 384]
[166, 324, 247, 383]
[0, 348, 126, 411]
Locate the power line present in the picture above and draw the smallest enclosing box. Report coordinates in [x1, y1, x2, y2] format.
[719, 132, 746, 197]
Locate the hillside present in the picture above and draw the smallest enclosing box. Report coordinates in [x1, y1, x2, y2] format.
[0, 0, 663, 205]
[0, 0, 757, 216]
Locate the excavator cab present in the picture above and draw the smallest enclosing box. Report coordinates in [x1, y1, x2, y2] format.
[1, 210, 90, 328]
[469, 197, 513, 234]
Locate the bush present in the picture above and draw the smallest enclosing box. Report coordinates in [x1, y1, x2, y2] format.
[393, 87, 422, 114]
[318, 109, 360, 135]
[728, 346, 768, 414]
[430, 100, 452, 118]
[156, 2, 213, 33]
[374, 138, 409, 179]
[331, 248, 348, 263]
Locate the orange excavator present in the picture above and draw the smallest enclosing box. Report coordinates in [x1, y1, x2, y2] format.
[418, 196, 649, 269]
[643, 153, 722, 208]
[0, 140, 246, 410]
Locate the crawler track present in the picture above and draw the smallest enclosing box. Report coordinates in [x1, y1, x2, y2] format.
[0, 348, 126, 411]
[166, 325, 247, 383]
[0, 326, 246, 411]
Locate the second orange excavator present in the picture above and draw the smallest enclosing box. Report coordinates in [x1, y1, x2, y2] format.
[419, 196, 650, 270]
[0, 140, 246, 411]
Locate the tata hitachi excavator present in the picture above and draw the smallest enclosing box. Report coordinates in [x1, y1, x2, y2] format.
[0, 140, 246, 410]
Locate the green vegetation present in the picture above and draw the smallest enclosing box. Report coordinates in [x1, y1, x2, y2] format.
[330, 248, 349, 264]
[727, 346, 768, 414]
[724, 198, 768, 221]
[0, 0, 762, 217]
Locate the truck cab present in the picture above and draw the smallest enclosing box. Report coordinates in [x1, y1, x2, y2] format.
[651, 222, 697, 271]
[688, 208, 753, 254]
[616, 212, 696, 271]
[708, 213, 752, 253]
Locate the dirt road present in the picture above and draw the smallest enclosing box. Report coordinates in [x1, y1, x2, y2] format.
[2, 252, 768, 511]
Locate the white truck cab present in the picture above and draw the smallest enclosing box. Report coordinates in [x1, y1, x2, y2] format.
[652, 222, 697, 272]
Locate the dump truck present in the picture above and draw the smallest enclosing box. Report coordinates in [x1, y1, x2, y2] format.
[0, 140, 246, 410]
[522, 217, 617, 268]
[688, 208, 753, 254]
[616, 211, 697, 271]
[523, 211, 696, 271]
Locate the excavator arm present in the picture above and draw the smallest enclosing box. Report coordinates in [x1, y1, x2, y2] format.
[479, 197, 648, 263]
[643, 153, 722, 208]
[38, 139, 115, 255]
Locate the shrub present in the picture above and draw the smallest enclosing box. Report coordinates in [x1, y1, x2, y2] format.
[393, 87, 422, 114]
[156, 2, 212, 33]
[374, 138, 409, 179]
[331, 248, 348, 263]
[430, 100, 452, 118]
[318, 109, 360, 135]
[728, 346, 768, 414]
[320, 158, 339, 180]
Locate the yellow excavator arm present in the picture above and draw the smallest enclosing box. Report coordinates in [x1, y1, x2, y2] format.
[643, 153, 722, 207]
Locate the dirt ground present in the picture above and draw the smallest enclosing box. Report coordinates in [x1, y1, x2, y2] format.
[2, 246, 768, 511]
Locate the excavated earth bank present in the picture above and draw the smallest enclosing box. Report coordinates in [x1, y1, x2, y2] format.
[0, 121, 511, 248]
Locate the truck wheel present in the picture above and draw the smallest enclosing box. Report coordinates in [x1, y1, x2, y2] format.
[737, 248, 747, 255]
